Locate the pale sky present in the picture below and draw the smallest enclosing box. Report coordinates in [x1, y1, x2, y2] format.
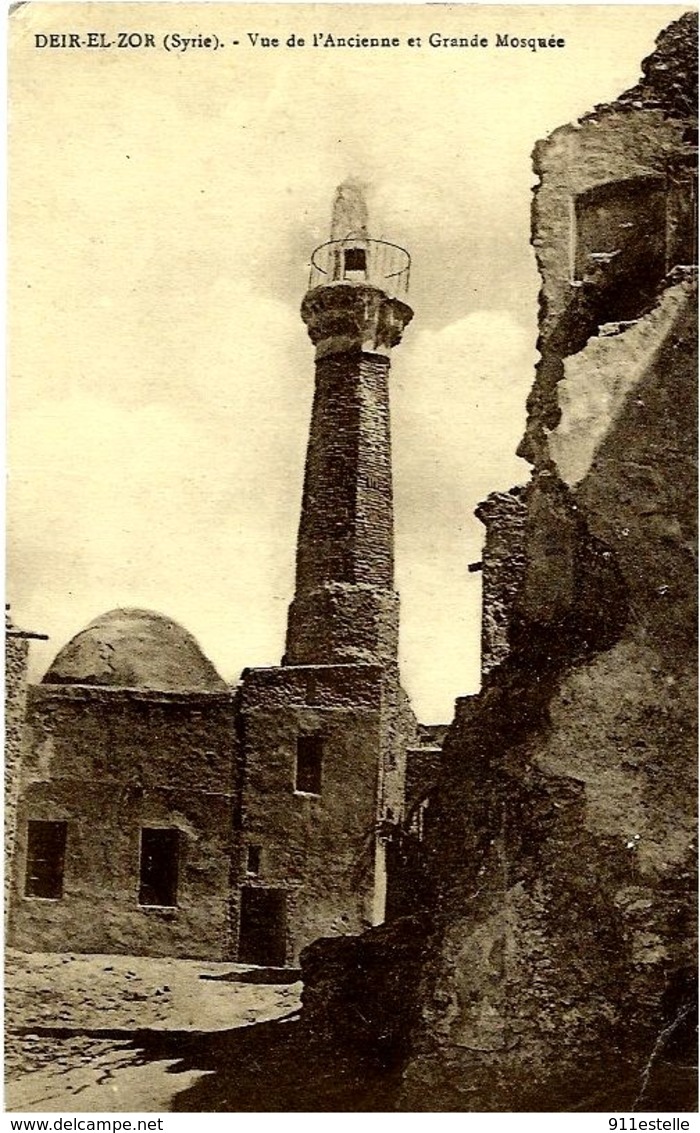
[8, 3, 689, 721]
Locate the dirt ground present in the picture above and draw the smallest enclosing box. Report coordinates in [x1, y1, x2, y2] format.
[5, 950, 303, 1112]
[6, 951, 694, 1113]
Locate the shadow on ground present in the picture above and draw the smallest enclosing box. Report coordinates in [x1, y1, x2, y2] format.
[128, 1018, 697, 1113]
[130, 1017, 399, 1112]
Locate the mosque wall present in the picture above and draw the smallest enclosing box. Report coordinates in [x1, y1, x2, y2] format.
[234, 663, 386, 965]
[9, 686, 238, 959]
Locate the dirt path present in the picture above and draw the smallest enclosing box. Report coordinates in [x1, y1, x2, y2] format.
[5, 950, 302, 1112]
[6, 1046, 207, 1113]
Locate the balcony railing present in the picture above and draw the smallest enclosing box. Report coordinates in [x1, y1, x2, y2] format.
[308, 237, 411, 299]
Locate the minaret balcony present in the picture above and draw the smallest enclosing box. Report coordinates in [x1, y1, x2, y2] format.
[308, 237, 411, 300]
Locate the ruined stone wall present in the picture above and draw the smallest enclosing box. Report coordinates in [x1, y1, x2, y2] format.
[9, 687, 238, 959]
[300, 13, 698, 1111]
[396, 13, 698, 1110]
[521, 15, 696, 472]
[302, 913, 432, 1065]
[476, 489, 527, 676]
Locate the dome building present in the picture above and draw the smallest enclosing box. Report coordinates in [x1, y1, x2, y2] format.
[9, 608, 238, 959]
[42, 608, 228, 693]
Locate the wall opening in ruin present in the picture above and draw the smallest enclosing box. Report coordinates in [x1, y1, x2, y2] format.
[238, 886, 287, 966]
[24, 820, 67, 900]
[569, 168, 698, 326]
[572, 175, 668, 320]
[138, 827, 179, 908]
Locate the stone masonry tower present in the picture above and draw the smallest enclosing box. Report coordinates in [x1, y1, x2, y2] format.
[234, 184, 416, 966]
[285, 180, 414, 666]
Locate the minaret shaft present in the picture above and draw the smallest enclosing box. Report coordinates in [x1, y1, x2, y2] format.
[285, 350, 399, 667]
[296, 353, 394, 593]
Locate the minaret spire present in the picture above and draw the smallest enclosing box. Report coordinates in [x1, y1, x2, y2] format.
[284, 183, 413, 666]
[330, 177, 369, 240]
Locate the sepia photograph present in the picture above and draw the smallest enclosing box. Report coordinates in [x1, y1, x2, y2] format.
[5, 1, 698, 1115]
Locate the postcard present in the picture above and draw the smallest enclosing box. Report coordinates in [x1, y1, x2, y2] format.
[6, 2, 697, 1116]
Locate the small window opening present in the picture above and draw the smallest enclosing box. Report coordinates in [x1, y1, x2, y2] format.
[305, 671, 319, 705]
[295, 735, 323, 795]
[344, 248, 367, 274]
[25, 820, 67, 899]
[139, 828, 179, 907]
[246, 845, 262, 876]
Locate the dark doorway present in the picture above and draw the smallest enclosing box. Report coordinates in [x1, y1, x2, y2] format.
[238, 887, 287, 967]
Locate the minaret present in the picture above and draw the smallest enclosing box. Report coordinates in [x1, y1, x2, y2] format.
[285, 180, 414, 666]
[235, 185, 417, 960]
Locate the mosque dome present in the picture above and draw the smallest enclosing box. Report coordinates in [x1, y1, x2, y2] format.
[42, 608, 227, 692]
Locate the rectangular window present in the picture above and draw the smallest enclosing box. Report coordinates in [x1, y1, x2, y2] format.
[246, 845, 262, 876]
[295, 735, 323, 795]
[25, 820, 67, 899]
[139, 828, 179, 908]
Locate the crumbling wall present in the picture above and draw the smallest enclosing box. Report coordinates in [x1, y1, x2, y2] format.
[397, 280, 697, 1110]
[300, 12, 698, 1111]
[398, 11, 698, 1110]
[302, 913, 432, 1064]
[476, 489, 527, 675]
[521, 11, 696, 472]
